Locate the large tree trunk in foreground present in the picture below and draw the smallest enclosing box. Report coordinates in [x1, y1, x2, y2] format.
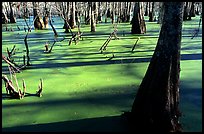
[131, 2, 146, 34]
[129, 2, 184, 132]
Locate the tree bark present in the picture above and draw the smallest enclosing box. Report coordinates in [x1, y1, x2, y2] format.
[33, 2, 44, 29]
[131, 2, 146, 34]
[69, 2, 76, 29]
[157, 2, 164, 24]
[129, 2, 184, 132]
[90, 2, 96, 32]
[9, 2, 16, 23]
[149, 2, 155, 22]
[43, 2, 49, 29]
[2, 3, 9, 24]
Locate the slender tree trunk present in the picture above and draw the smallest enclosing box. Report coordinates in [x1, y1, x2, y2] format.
[131, 2, 146, 34]
[105, 2, 108, 23]
[98, 2, 102, 22]
[144, 2, 149, 16]
[9, 2, 16, 23]
[69, 2, 76, 29]
[43, 2, 49, 29]
[91, 2, 96, 32]
[129, 2, 184, 132]
[149, 2, 155, 22]
[2, 4, 9, 24]
[189, 2, 195, 17]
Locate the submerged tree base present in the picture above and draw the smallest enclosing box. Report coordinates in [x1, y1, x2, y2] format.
[122, 111, 182, 132]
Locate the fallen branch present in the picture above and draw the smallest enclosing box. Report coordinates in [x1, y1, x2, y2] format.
[131, 37, 140, 52]
[2, 54, 20, 73]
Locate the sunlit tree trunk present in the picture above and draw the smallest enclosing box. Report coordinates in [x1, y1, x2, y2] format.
[131, 2, 146, 34]
[69, 2, 76, 29]
[2, 3, 9, 24]
[129, 2, 184, 132]
[33, 2, 44, 30]
[98, 2, 102, 22]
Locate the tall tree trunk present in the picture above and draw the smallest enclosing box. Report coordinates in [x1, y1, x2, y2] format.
[129, 2, 184, 132]
[131, 2, 146, 34]
[144, 2, 149, 16]
[157, 2, 164, 24]
[91, 2, 96, 32]
[9, 2, 16, 23]
[183, 2, 189, 21]
[98, 2, 102, 22]
[33, 2, 44, 30]
[189, 2, 195, 17]
[149, 2, 155, 22]
[23, 2, 29, 18]
[2, 3, 9, 24]
[43, 2, 49, 29]
[105, 2, 108, 23]
[69, 2, 76, 29]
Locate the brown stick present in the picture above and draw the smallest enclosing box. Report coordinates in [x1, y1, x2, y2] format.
[2, 54, 20, 73]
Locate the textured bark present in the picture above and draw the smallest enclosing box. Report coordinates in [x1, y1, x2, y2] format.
[33, 2, 44, 29]
[131, 2, 146, 34]
[129, 2, 184, 132]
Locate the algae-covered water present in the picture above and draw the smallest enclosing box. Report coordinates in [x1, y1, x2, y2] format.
[2, 16, 202, 132]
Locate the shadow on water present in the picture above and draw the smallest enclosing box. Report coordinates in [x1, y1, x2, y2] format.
[2, 115, 130, 132]
[26, 53, 202, 70]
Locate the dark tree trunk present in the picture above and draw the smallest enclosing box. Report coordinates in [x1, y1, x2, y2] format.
[157, 2, 164, 24]
[189, 2, 195, 17]
[131, 2, 146, 34]
[144, 2, 149, 16]
[90, 2, 96, 32]
[24, 33, 31, 66]
[69, 2, 76, 29]
[23, 2, 29, 18]
[9, 2, 16, 23]
[43, 2, 49, 29]
[149, 2, 155, 22]
[183, 2, 189, 21]
[128, 2, 184, 132]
